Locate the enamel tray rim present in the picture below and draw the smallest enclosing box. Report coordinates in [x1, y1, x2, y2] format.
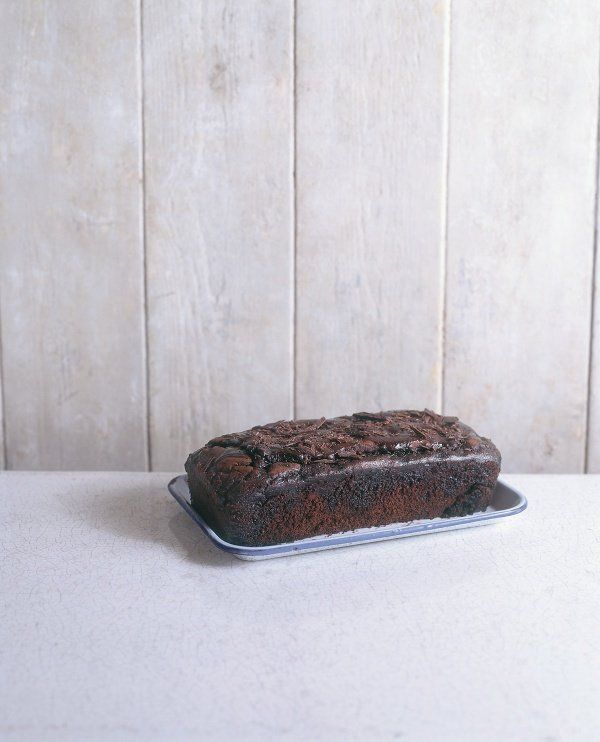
[167, 475, 527, 561]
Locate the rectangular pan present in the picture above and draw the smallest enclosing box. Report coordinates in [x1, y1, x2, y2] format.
[167, 475, 527, 560]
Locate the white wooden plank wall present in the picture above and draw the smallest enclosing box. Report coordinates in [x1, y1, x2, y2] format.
[295, 0, 448, 419]
[142, 0, 293, 471]
[1, 0, 599, 473]
[0, 1, 147, 470]
[444, 0, 600, 473]
[588, 176, 600, 473]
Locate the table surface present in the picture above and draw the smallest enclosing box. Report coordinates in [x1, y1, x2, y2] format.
[1, 472, 599, 742]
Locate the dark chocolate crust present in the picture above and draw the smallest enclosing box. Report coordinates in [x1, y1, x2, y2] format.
[185, 409, 501, 546]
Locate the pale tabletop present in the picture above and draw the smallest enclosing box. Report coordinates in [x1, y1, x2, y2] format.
[1, 472, 599, 742]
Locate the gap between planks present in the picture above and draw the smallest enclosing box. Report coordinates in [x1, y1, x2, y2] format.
[439, 0, 452, 417]
[291, 0, 298, 421]
[139, 0, 151, 471]
[584, 16, 600, 473]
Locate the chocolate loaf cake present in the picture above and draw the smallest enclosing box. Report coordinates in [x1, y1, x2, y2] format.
[185, 409, 501, 547]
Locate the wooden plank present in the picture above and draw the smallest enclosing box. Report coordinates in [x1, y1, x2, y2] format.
[588, 225, 600, 472]
[0, 345, 4, 469]
[295, 1, 448, 419]
[143, 1, 293, 470]
[445, 0, 599, 473]
[0, 2, 147, 470]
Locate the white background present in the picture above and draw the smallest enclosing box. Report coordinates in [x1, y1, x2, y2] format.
[2, 471, 599, 741]
[1, 1, 599, 473]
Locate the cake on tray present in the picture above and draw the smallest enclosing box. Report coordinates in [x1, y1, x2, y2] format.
[185, 409, 501, 547]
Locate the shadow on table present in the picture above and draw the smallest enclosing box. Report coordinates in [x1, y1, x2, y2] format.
[71, 479, 236, 568]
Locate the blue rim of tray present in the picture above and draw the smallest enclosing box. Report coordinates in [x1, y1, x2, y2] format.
[167, 475, 527, 559]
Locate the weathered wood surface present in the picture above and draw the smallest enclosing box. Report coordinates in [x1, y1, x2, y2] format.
[444, 0, 599, 473]
[1, 1, 600, 473]
[0, 1, 147, 470]
[143, 1, 293, 470]
[294, 0, 448, 421]
[588, 218, 600, 473]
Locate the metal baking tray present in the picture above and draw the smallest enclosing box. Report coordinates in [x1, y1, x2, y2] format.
[168, 475, 527, 560]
